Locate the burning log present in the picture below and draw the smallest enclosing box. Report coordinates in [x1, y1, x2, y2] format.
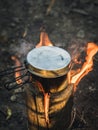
[25, 78, 73, 130]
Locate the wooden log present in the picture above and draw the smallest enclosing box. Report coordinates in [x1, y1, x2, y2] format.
[25, 74, 73, 130]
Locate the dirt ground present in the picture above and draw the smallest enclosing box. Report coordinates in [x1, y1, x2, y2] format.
[0, 0, 98, 130]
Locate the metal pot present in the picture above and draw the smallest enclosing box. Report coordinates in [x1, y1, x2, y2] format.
[26, 46, 71, 78]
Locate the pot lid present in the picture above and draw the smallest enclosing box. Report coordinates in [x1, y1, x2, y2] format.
[26, 46, 71, 78]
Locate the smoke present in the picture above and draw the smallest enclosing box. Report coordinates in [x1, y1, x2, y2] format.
[10, 39, 34, 62]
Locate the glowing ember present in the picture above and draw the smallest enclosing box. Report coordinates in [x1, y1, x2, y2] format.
[36, 81, 50, 124]
[70, 42, 98, 92]
[36, 31, 53, 48]
[11, 56, 23, 84]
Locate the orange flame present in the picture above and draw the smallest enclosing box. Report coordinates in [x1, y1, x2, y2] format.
[11, 56, 23, 84]
[11, 32, 98, 125]
[12, 32, 98, 93]
[36, 31, 53, 48]
[70, 42, 98, 92]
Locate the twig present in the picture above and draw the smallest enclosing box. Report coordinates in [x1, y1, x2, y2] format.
[46, 0, 56, 15]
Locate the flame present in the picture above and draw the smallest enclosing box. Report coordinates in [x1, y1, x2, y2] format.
[70, 42, 98, 92]
[36, 31, 53, 48]
[11, 56, 23, 84]
[11, 32, 98, 125]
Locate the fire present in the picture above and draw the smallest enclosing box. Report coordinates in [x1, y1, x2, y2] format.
[70, 42, 98, 92]
[36, 31, 53, 47]
[11, 31, 98, 125]
[11, 56, 23, 84]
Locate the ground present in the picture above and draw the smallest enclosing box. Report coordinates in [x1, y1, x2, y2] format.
[0, 0, 98, 130]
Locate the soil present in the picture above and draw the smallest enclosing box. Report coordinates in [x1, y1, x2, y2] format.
[0, 0, 98, 130]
